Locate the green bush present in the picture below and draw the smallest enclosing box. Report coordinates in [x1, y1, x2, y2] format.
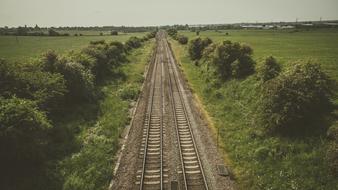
[177, 35, 188, 44]
[125, 37, 142, 50]
[118, 84, 140, 100]
[258, 56, 281, 81]
[0, 59, 67, 112]
[260, 62, 333, 133]
[82, 44, 110, 82]
[90, 40, 106, 45]
[111, 30, 118, 35]
[0, 97, 52, 179]
[326, 141, 338, 176]
[40, 52, 95, 102]
[55, 59, 95, 102]
[211, 41, 255, 79]
[188, 37, 213, 60]
[167, 28, 177, 38]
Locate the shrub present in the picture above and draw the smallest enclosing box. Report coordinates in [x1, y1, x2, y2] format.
[90, 40, 106, 45]
[326, 141, 338, 176]
[0, 97, 52, 173]
[125, 37, 142, 50]
[0, 59, 67, 112]
[258, 56, 281, 81]
[82, 44, 110, 82]
[48, 29, 59, 36]
[118, 84, 140, 100]
[188, 37, 213, 60]
[111, 30, 118, 35]
[167, 28, 177, 38]
[177, 35, 188, 44]
[55, 59, 95, 102]
[211, 41, 255, 79]
[40, 52, 95, 102]
[260, 62, 333, 133]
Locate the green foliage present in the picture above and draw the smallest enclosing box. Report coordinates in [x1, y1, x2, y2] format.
[167, 28, 177, 38]
[258, 56, 281, 81]
[111, 30, 118, 36]
[170, 38, 338, 190]
[327, 141, 338, 176]
[0, 97, 52, 188]
[211, 41, 255, 79]
[40, 52, 95, 102]
[48, 29, 60, 36]
[188, 37, 213, 60]
[118, 84, 140, 100]
[0, 59, 67, 112]
[125, 36, 142, 50]
[176, 35, 188, 44]
[260, 62, 333, 133]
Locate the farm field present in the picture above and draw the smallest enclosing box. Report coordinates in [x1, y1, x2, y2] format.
[0, 32, 146, 61]
[180, 29, 338, 80]
[170, 28, 338, 190]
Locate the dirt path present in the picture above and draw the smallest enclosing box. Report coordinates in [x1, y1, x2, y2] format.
[110, 31, 236, 190]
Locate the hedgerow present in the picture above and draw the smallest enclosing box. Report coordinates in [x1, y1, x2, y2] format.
[0, 32, 156, 190]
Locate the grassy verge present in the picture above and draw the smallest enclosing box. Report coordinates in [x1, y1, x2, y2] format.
[57, 39, 155, 190]
[170, 39, 338, 190]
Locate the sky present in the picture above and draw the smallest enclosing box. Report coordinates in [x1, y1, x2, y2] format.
[1, 0, 338, 27]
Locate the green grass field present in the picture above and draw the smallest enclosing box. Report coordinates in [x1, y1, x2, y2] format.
[0, 32, 146, 62]
[171, 29, 338, 190]
[180, 29, 338, 80]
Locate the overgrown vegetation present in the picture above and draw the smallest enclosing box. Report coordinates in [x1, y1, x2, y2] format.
[188, 37, 212, 60]
[260, 62, 334, 134]
[0, 32, 156, 190]
[170, 33, 338, 189]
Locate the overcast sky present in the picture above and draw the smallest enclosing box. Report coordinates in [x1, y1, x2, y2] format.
[1, 0, 338, 27]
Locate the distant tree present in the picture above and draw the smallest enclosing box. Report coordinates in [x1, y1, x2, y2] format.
[177, 35, 188, 44]
[99, 32, 103, 36]
[111, 31, 118, 35]
[48, 29, 59, 36]
[167, 28, 177, 38]
[16, 26, 29, 36]
[34, 24, 40, 30]
[196, 31, 200, 36]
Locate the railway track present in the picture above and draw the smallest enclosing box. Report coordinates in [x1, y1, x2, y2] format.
[135, 31, 208, 190]
[162, 34, 209, 190]
[137, 34, 167, 190]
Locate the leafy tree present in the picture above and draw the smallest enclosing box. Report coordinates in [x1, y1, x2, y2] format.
[111, 30, 118, 35]
[40, 52, 95, 102]
[48, 29, 60, 36]
[125, 37, 142, 50]
[260, 62, 334, 133]
[0, 97, 52, 188]
[258, 56, 281, 81]
[177, 35, 188, 44]
[188, 37, 213, 60]
[0, 59, 66, 112]
[167, 28, 177, 38]
[212, 41, 255, 79]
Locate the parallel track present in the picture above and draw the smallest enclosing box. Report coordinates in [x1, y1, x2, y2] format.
[136, 31, 208, 190]
[137, 34, 166, 190]
[162, 34, 209, 190]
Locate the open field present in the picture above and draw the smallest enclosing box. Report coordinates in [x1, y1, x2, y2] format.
[0, 32, 147, 61]
[180, 29, 338, 80]
[170, 28, 338, 190]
